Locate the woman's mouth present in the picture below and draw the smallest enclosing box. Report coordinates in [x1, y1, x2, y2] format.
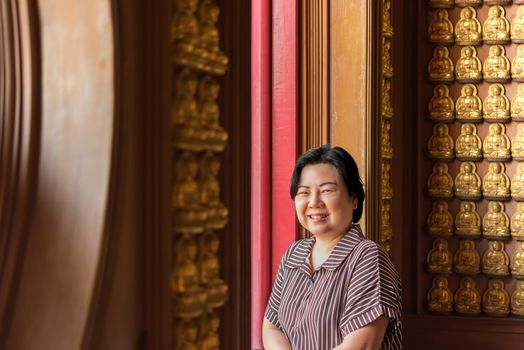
[307, 214, 328, 222]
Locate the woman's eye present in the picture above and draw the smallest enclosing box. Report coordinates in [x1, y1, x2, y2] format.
[322, 189, 333, 193]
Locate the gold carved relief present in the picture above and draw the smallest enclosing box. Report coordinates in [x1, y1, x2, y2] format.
[380, 0, 394, 253]
[171, 0, 229, 347]
[424, 2, 524, 318]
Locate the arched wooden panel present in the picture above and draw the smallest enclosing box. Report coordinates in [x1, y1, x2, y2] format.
[3, 1, 115, 349]
[0, 0, 41, 345]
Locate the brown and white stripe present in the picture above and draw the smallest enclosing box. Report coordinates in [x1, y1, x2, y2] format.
[265, 225, 402, 350]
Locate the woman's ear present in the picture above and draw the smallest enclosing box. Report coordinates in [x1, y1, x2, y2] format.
[353, 196, 358, 208]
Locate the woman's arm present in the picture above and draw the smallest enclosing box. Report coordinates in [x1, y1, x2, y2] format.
[332, 316, 388, 350]
[262, 318, 292, 350]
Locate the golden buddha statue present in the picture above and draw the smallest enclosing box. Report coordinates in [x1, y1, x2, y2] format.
[511, 242, 524, 278]
[482, 163, 511, 200]
[383, 38, 393, 78]
[483, 45, 511, 82]
[482, 279, 510, 316]
[173, 70, 205, 151]
[173, 152, 209, 234]
[428, 162, 454, 199]
[512, 45, 524, 82]
[511, 85, 524, 121]
[427, 201, 454, 238]
[455, 7, 482, 46]
[383, 0, 394, 37]
[428, 46, 454, 83]
[455, 0, 483, 7]
[512, 202, 524, 240]
[483, 201, 510, 239]
[483, 123, 511, 161]
[198, 76, 228, 152]
[427, 276, 453, 314]
[483, 6, 510, 44]
[382, 80, 393, 118]
[197, 0, 228, 73]
[455, 201, 482, 238]
[482, 240, 510, 276]
[429, 9, 454, 45]
[512, 123, 524, 159]
[455, 124, 482, 161]
[455, 161, 482, 200]
[511, 280, 524, 317]
[454, 239, 481, 275]
[483, 84, 510, 122]
[382, 160, 393, 199]
[429, 0, 454, 7]
[382, 119, 393, 158]
[199, 231, 228, 308]
[512, 163, 524, 201]
[199, 312, 220, 350]
[454, 277, 481, 315]
[511, 7, 524, 43]
[199, 152, 229, 229]
[176, 320, 199, 350]
[171, 0, 200, 63]
[171, 235, 207, 319]
[427, 238, 453, 275]
[456, 84, 482, 122]
[455, 46, 482, 82]
[428, 84, 454, 122]
[428, 123, 454, 160]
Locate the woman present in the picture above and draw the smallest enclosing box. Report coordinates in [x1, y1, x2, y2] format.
[263, 145, 402, 350]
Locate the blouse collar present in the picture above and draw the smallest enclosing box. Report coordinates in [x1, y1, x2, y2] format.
[284, 225, 364, 271]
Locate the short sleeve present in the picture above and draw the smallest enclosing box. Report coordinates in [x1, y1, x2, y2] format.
[339, 242, 402, 338]
[264, 257, 286, 330]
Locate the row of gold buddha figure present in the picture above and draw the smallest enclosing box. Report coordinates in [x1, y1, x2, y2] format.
[429, 84, 524, 123]
[428, 200, 524, 240]
[430, 1, 524, 9]
[172, 233, 227, 349]
[429, 45, 524, 83]
[428, 123, 524, 161]
[171, 0, 228, 75]
[427, 276, 524, 316]
[428, 6, 524, 46]
[174, 151, 228, 234]
[428, 161, 524, 201]
[173, 69, 228, 152]
[427, 238, 524, 277]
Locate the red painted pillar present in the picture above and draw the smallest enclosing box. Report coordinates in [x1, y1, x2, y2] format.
[271, 0, 298, 278]
[251, 0, 298, 348]
[251, 0, 271, 348]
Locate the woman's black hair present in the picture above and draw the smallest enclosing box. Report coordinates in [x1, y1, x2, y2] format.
[290, 145, 365, 223]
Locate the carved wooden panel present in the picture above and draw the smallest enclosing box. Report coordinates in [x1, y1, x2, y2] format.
[170, 0, 229, 348]
[381, 0, 395, 253]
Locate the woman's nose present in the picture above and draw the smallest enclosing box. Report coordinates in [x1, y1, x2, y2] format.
[308, 192, 324, 207]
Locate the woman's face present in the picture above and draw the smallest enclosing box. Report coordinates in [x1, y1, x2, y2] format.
[294, 163, 356, 238]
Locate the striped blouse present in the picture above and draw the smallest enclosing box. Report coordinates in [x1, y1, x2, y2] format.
[264, 225, 402, 349]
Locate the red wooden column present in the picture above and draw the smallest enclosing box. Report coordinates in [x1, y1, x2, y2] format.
[251, 0, 298, 348]
[271, 0, 298, 277]
[251, 0, 271, 348]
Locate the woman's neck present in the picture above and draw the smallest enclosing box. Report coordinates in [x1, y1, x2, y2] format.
[310, 228, 350, 270]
